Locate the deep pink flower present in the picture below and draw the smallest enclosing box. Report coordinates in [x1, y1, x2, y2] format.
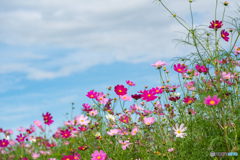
[119, 140, 133, 150]
[73, 153, 82, 160]
[119, 115, 130, 124]
[91, 150, 107, 160]
[82, 103, 93, 112]
[204, 95, 221, 106]
[78, 126, 88, 132]
[143, 117, 155, 125]
[42, 112, 54, 126]
[150, 87, 163, 94]
[86, 90, 98, 99]
[60, 129, 71, 139]
[16, 133, 26, 143]
[114, 85, 128, 96]
[195, 64, 209, 73]
[62, 155, 74, 160]
[169, 96, 180, 102]
[183, 96, 197, 105]
[174, 63, 187, 73]
[0, 139, 9, 148]
[221, 29, 229, 42]
[126, 80, 135, 86]
[131, 94, 142, 100]
[209, 20, 222, 29]
[141, 90, 157, 102]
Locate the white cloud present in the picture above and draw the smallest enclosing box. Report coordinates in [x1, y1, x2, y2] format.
[0, 0, 239, 80]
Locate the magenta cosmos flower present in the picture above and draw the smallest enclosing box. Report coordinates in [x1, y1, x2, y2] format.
[184, 81, 195, 91]
[209, 20, 222, 29]
[86, 90, 98, 99]
[42, 112, 54, 126]
[76, 114, 90, 126]
[143, 117, 155, 125]
[126, 80, 135, 86]
[221, 29, 229, 42]
[0, 139, 9, 148]
[141, 90, 157, 102]
[82, 103, 93, 112]
[119, 140, 133, 150]
[151, 60, 168, 68]
[119, 115, 130, 124]
[195, 64, 209, 74]
[114, 84, 127, 96]
[183, 96, 197, 105]
[60, 129, 71, 139]
[91, 150, 107, 160]
[174, 63, 187, 73]
[16, 133, 26, 143]
[234, 45, 240, 56]
[62, 155, 74, 160]
[204, 95, 221, 106]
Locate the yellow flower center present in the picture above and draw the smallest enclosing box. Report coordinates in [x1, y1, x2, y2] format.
[92, 112, 94, 115]
[177, 130, 181, 134]
[100, 98, 102, 100]
[156, 90, 159, 92]
[91, 95, 93, 97]
[2, 142, 5, 145]
[123, 143, 126, 145]
[119, 90, 122, 92]
[134, 131, 137, 133]
[148, 94, 151, 97]
[123, 120, 126, 122]
[147, 122, 150, 125]
[97, 156, 101, 159]
[215, 23, 218, 26]
[81, 120, 84, 122]
[123, 96, 126, 99]
[20, 138, 22, 140]
[237, 47, 240, 51]
[123, 132, 126, 135]
[66, 159, 69, 160]
[226, 76, 229, 79]
[129, 82, 132, 85]
[65, 134, 67, 136]
[178, 69, 182, 72]
[222, 34, 225, 38]
[210, 101, 215, 105]
[45, 116, 47, 119]
[188, 100, 192, 104]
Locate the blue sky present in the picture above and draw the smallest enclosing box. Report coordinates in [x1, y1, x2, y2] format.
[0, 0, 239, 139]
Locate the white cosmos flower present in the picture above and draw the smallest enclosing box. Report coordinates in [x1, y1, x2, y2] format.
[106, 114, 115, 121]
[174, 92, 181, 96]
[4, 135, 10, 140]
[172, 123, 187, 138]
[95, 132, 101, 137]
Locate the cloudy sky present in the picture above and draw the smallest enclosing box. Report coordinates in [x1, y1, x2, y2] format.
[0, 0, 239, 139]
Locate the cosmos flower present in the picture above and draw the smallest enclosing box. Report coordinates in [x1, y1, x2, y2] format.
[143, 117, 155, 125]
[209, 20, 222, 29]
[114, 85, 128, 96]
[91, 150, 107, 160]
[174, 63, 187, 73]
[86, 90, 98, 99]
[151, 60, 168, 68]
[204, 95, 221, 106]
[126, 80, 136, 86]
[75, 114, 91, 126]
[119, 140, 133, 150]
[172, 123, 187, 138]
[221, 29, 229, 42]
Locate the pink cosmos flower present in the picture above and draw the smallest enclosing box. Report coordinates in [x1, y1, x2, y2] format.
[48, 158, 56, 160]
[221, 29, 229, 42]
[120, 94, 132, 101]
[174, 63, 187, 73]
[194, 70, 200, 76]
[96, 92, 108, 104]
[184, 81, 195, 91]
[221, 72, 234, 80]
[154, 101, 165, 116]
[76, 114, 91, 126]
[17, 127, 26, 132]
[172, 123, 187, 138]
[34, 120, 42, 127]
[107, 129, 119, 136]
[234, 45, 240, 56]
[30, 125, 36, 132]
[143, 117, 155, 125]
[0, 139, 9, 148]
[114, 85, 128, 96]
[89, 109, 98, 116]
[168, 148, 174, 152]
[86, 90, 98, 99]
[131, 127, 139, 136]
[73, 153, 82, 160]
[209, 20, 222, 29]
[119, 140, 133, 150]
[9, 140, 16, 146]
[204, 95, 221, 106]
[118, 127, 129, 135]
[126, 80, 136, 86]
[32, 152, 40, 159]
[91, 150, 107, 160]
[151, 60, 168, 68]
